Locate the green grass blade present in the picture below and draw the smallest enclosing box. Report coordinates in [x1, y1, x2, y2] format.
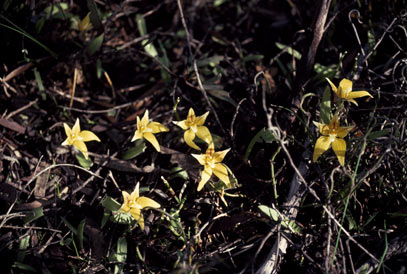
[0, 16, 57, 58]
[376, 220, 388, 272]
[78, 218, 86, 250]
[24, 207, 44, 224]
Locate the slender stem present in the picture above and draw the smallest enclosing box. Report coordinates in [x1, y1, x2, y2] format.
[330, 136, 366, 268]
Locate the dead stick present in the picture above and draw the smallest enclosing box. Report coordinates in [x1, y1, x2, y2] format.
[291, 0, 332, 114]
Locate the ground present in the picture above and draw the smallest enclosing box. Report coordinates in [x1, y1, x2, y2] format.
[1, 0, 407, 273]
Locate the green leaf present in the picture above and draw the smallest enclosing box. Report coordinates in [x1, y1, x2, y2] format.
[197, 55, 224, 67]
[33, 67, 46, 100]
[281, 219, 302, 235]
[87, 33, 104, 55]
[320, 86, 332, 124]
[366, 129, 390, 140]
[242, 54, 264, 62]
[169, 166, 189, 180]
[12, 262, 37, 272]
[207, 89, 237, 106]
[258, 204, 279, 221]
[17, 235, 30, 262]
[101, 195, 122, 212]
[78, 218, 86, 250]
[87, 0, 102, 29]
[101, 211, 110, 228]
[114, 237, 127, 274]
[346, 212, 357, 231]
[142, 40, 158, 57]
[61, 216, 78, 235]
[24, 207, 44, 224]
[275, 42, 301, 59]
[358, 263, 370, 274]
[214, 0, 229, 7]
[136, 15, 158, 57]
[122, 139, 146, 160]
[96, 59, 103, 79]
[313, 63, 337, 83]
[75, 153, 93, 169]
[244, 128, 277, 163]
[158, 40, 170, 82]
[136, 14, 147, 36]
[43, 3, 69, 17]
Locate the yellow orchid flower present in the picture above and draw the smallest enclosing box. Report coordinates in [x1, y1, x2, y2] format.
[326, 78, 373, 106]
[119, 182, 160, 230]
[62, 118, 101, 159]
[78, 12, 92, 32]
[173, 108, 212, 150]
[131, 110, 169, 152]
[313, 115, 354, 166]
[192, 143, 231, 191]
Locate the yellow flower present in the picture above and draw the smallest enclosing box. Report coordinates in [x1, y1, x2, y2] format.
[131, 110, 169, 152]
[326, 78, 373, 106]
[78, 13, 92, 32]
[313, 115, 354, 166]
[192, 143, 231, 191]
[173, 108, 212, 150]
[119, 182, 160, 230]
[62, 118, 101, 159]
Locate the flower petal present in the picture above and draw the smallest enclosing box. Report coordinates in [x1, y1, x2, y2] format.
[120, 191, 131, 212]
[131, 130, 143, 142]
[196, 126, 212, 144]
[184, 129, 200, 150]
[312, 136, 332, 163]
[332, 138, 346, 166]
[173, 120, 189, 130]
[73, 140, 89, 159]
[120, 204, 130, 213]
[72, 118, 81, 135]
[62, 138, 70, 146]
[187, 108, 196, 121]
[347, 91, 373, 99]
[213, 163, 230, 187]
[191, 153, 206, 166]
[148, 122, 169, 134]
[122, 190, 131, 203]
[313, 121, 323, 130]
[195, 111, 209, 126]
[141, 110, 150, 127]
[326, 78, 338, 95]
[197, 167, 213, 191]
[79, 130, 100, 142]
[120, 205, 131, 213]
[63, 123, 72, 137]
[338, 78, 353, 97]
[129, 208, 144, 230]
[213, 148, 230, 163]
[313, 121, 330, 136]
[329, 114, 340, 127]
[136, 116, 142, 130]
[136, 197, 160, 209]
[336, 126, 354, 138]
[131, 183, 140, 200]
[143, 132, 161, 151]
[136, 214, 145, 230]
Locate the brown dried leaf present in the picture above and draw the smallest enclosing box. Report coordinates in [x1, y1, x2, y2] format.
[3, 63, 33, 82]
